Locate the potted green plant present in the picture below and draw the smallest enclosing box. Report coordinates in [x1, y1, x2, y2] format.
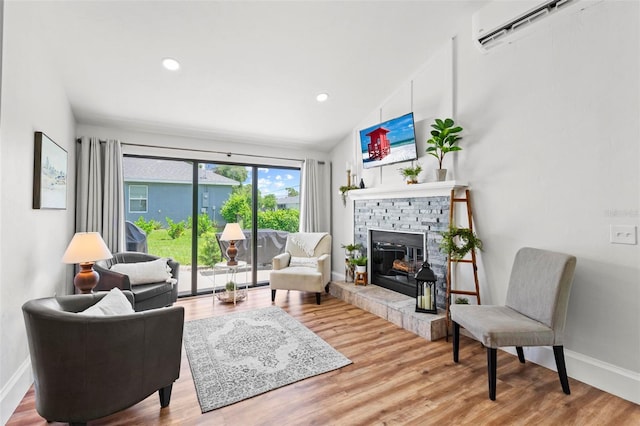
[439, 226, 483, 260]
[350, 256, 368, 273]
[398, 162, 423, 184]
[339, 184, 359, 206]
[225, 281, 237, 293]
[341, 243, 363, 258]
[426, 118, 463, 181]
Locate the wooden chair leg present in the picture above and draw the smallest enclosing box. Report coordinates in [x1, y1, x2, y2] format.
[553, 345, 571, 395]
[271, 289, 276, 302]
[158, 384, 173, 408]
[453, 322, 460, 363]
[315, 292, 321, 305]
[487, 347, 497, 401]
[516, 346, 525, 363]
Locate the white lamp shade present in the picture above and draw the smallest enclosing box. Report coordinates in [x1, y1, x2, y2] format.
[62, 232, 113, 264]
[220, 223, 245, 241]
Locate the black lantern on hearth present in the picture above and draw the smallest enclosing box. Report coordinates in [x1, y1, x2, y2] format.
[414, 261, 437, 314]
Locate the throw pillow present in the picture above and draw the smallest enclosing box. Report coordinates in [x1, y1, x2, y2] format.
[289, 256, 318, 268]
[110, 258, 172, 285]
[78, 287, 135, 316]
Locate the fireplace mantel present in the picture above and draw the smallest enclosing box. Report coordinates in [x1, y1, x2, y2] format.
[347, 181, 468, 201]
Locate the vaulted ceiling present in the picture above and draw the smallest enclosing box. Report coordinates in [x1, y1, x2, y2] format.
[25, 1, 487, 150]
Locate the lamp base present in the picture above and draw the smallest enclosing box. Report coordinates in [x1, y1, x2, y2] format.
[226, 241, 238, 266]
[74, 262, 99, 294]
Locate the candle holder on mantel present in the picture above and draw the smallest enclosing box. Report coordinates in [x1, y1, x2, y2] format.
[415, 261, 437, 314]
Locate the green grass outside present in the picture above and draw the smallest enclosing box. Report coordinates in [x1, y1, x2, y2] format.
[146, 228, 221, 266]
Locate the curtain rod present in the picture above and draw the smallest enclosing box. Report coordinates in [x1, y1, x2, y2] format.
[76, 138, 324, 164]
[77, 138, 324, 164]
[121, 142, 322, 163]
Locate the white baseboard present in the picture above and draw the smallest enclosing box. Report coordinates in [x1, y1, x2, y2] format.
[331, 272, 346, 282]
[0, 357, 32, 426]
[502, 346, 640, 405]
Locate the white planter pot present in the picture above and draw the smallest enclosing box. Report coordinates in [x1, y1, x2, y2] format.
[355, 265, 367, 273]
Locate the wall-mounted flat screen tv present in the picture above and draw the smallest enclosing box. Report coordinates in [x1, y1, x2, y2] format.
[359, 112, 418, 169]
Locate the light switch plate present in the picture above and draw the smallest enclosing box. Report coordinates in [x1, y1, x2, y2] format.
[610, 225, 637, 245]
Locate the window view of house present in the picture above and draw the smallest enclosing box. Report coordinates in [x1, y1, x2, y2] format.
[128, 185, 148, 213]
[122, 156, 300, 296]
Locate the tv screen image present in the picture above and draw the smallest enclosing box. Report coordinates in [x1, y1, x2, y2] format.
[359, 112, 418, 169]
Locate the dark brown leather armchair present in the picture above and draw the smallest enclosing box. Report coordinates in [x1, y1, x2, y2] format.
[94, 252, 179, 311]
[22, 292, 184, 425]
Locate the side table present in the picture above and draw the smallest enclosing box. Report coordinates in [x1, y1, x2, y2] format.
[214, 261, 248, 305]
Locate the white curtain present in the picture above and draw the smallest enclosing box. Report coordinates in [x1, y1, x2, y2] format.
[300, 159, 330, 232]
[75, 137, 125, 252]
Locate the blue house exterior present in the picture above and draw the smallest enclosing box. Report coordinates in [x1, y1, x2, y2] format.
[123, 157, 240, 227]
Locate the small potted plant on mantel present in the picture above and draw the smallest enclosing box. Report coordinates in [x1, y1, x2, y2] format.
[339, 185, 359, 206]
[398, 162, 423, 184]
[426, 118, 463, 181]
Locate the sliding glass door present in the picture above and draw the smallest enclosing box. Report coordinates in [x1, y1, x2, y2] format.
[123, 157, 195, 293]
[195, 163, 252, 293]
[123, 155, 300, 297]
[254, 166, 300, 284]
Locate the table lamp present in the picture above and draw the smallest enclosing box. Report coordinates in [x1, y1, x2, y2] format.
[220, 223, 245, 266]
[62, 232, 113, 294]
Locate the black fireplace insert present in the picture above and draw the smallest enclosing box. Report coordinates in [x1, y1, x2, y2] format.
[369, 229, 426, 297]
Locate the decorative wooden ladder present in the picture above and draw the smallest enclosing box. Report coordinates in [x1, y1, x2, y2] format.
[445, 188, 481, 339]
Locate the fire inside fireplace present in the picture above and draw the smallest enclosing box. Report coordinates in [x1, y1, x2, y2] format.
[369, 229, 426, 297]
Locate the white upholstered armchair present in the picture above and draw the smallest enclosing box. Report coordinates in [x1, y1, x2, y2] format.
[270, 232, 332, 305]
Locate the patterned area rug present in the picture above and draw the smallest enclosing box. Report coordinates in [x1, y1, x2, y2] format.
[183, 306, 352, 412]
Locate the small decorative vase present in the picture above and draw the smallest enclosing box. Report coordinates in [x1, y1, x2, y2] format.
[436, 169, 447, 181]
[407, 178, 418, 185]
[359, 178, 365, 189]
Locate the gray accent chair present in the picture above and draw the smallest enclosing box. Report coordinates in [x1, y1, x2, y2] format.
[270, 233, 332, 305]
[22, 291, 184, 426]
[94, 252, 179, 311]
[451, 247, 577, 400]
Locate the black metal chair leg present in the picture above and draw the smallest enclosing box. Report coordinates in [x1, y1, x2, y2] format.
[516, 346, 525, 363]
[271, 289, 276, 302]
[553, 345, 571, 395]
[487, 347, 497, 401]
[315, 292, 321, 305]
[453, 322, 460, 363]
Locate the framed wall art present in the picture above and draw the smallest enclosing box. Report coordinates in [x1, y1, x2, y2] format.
[33, 131, 67, 209]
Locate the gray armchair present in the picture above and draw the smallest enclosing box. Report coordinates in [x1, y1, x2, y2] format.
[94, 252, 178, 311]
[22, 291, 184, 425]
[451, 247, 577, 400]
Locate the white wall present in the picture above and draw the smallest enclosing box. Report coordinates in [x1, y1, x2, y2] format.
[330, 0, 639, 403]
[0, 2, 77, 423]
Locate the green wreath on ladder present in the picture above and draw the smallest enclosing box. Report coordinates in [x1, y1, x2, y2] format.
[439, 226, 483, 260]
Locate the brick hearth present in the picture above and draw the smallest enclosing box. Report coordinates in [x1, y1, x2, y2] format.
[329, 280, 447, 341]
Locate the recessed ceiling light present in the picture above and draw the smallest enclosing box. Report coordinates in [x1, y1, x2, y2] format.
[316, 93, 329, 102]
[162, 57, 180, 71]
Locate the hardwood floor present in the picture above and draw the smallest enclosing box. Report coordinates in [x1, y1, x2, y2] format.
[8, 288, 640, 425]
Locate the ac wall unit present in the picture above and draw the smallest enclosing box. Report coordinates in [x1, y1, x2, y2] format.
[472, 0, 599, 52]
